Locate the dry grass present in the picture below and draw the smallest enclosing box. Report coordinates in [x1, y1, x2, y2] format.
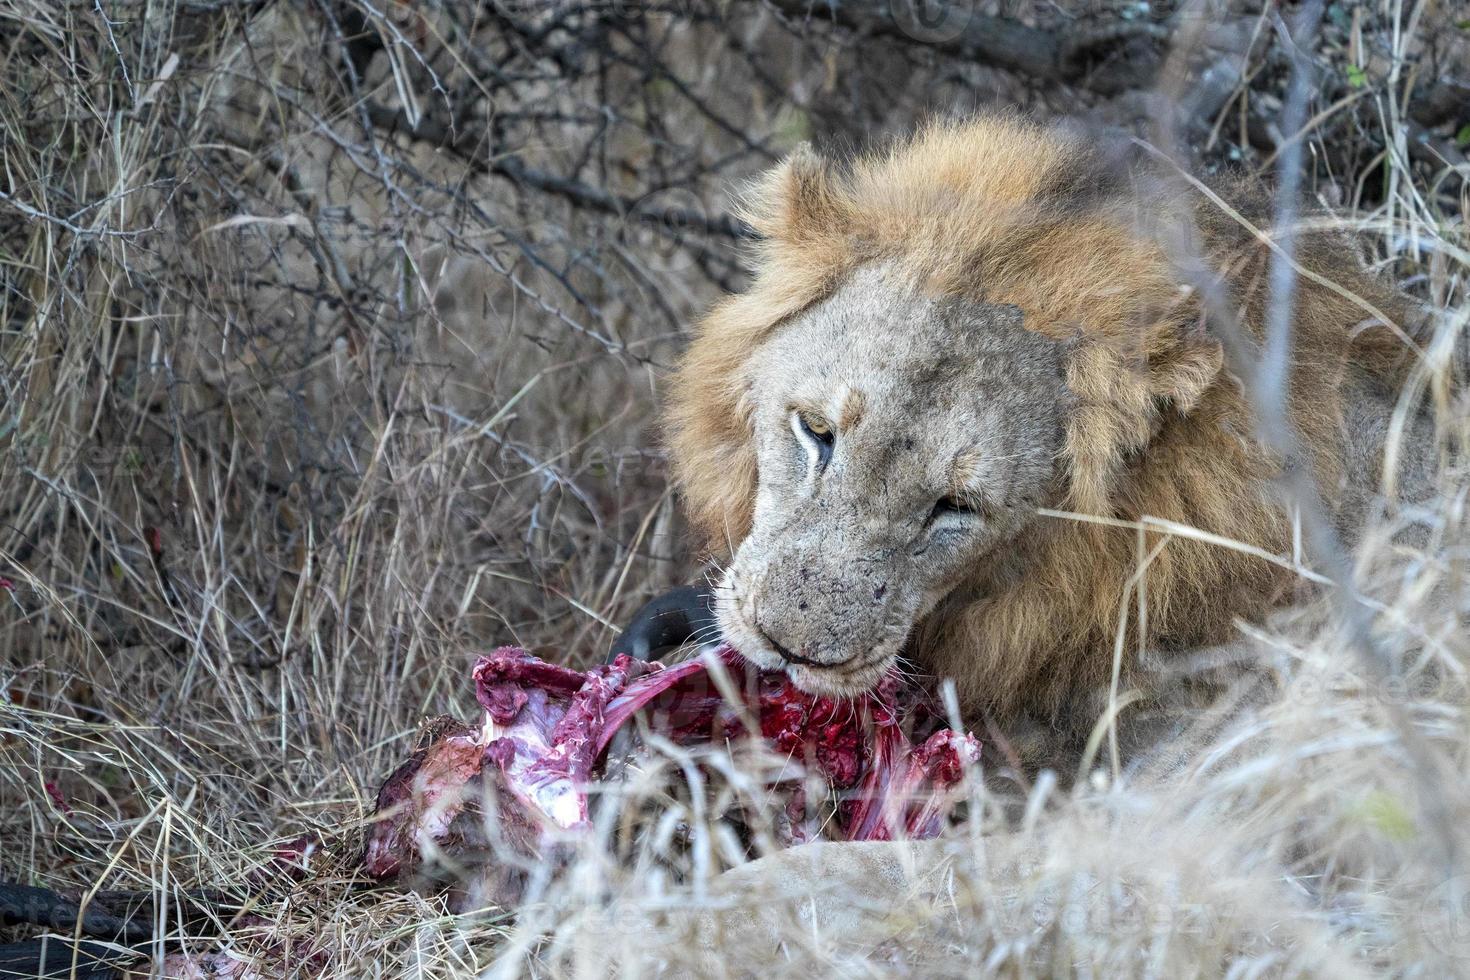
[1, 0, 1466, 976]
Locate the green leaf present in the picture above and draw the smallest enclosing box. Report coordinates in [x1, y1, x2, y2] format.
[1354, 791, 1415, 842]
[1345, 64, 1367, 88]
[774, 104, 812, 146]
[644, 78, 675, 100]
[1456, 124, 1470, 148]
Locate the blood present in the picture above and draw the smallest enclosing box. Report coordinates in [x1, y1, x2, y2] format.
[363, 646, 978, 884]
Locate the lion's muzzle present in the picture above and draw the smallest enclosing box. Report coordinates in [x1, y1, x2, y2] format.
[719, 531, 919, 696]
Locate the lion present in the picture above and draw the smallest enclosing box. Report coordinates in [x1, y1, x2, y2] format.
[586, 114, 1440, 968]
[640, 113, 1435, 760]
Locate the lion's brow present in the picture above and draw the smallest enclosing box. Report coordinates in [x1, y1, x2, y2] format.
[838, 388, 866, 430]
[949, 447, 1032, 497]
[951, 449, 986, 490]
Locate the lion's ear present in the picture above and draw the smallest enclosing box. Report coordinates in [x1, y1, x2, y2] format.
[1061, 324, 1225, 514]
[1147, 325, 1224, 417]
[742, 143, 847, 242]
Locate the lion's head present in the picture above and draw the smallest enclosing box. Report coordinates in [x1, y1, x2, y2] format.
[714, 263, 1070, 696]
[667, 116, 1394, 718]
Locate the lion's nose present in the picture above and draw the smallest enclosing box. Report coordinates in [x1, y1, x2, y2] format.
[755, 622, 823, 667]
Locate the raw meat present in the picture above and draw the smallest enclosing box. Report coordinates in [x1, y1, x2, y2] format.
[363, 646, 978, 885]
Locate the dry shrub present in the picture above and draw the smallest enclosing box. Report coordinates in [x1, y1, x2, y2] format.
[0, 0, 1465, 976]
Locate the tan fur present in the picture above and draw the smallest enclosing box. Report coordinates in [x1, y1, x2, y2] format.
[665, 115, 1414, 737]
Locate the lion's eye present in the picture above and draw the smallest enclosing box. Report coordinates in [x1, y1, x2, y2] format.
[800, 413, 832, 441]
[795, 412, 835, 468]
[929, 495, 979, 524]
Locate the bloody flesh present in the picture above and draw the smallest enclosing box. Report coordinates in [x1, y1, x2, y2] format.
[364, 646, 978, 882]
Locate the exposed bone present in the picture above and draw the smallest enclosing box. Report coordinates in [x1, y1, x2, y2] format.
[363, 646, 979, 893]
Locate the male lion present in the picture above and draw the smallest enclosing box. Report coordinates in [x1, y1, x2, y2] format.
[597, 114, 1438, 965]
[628, 113, 1434, 753]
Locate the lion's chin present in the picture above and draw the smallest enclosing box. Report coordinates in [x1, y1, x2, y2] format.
[781, 659, 893, 700]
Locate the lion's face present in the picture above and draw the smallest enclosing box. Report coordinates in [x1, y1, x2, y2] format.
[715, 264, 1071, 697]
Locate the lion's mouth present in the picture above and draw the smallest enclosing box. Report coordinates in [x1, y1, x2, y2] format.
[715, 571, 908, 698]
[720, 608, 897, 697]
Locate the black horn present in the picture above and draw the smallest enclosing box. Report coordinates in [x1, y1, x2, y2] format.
[606, 584, 720, 663]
